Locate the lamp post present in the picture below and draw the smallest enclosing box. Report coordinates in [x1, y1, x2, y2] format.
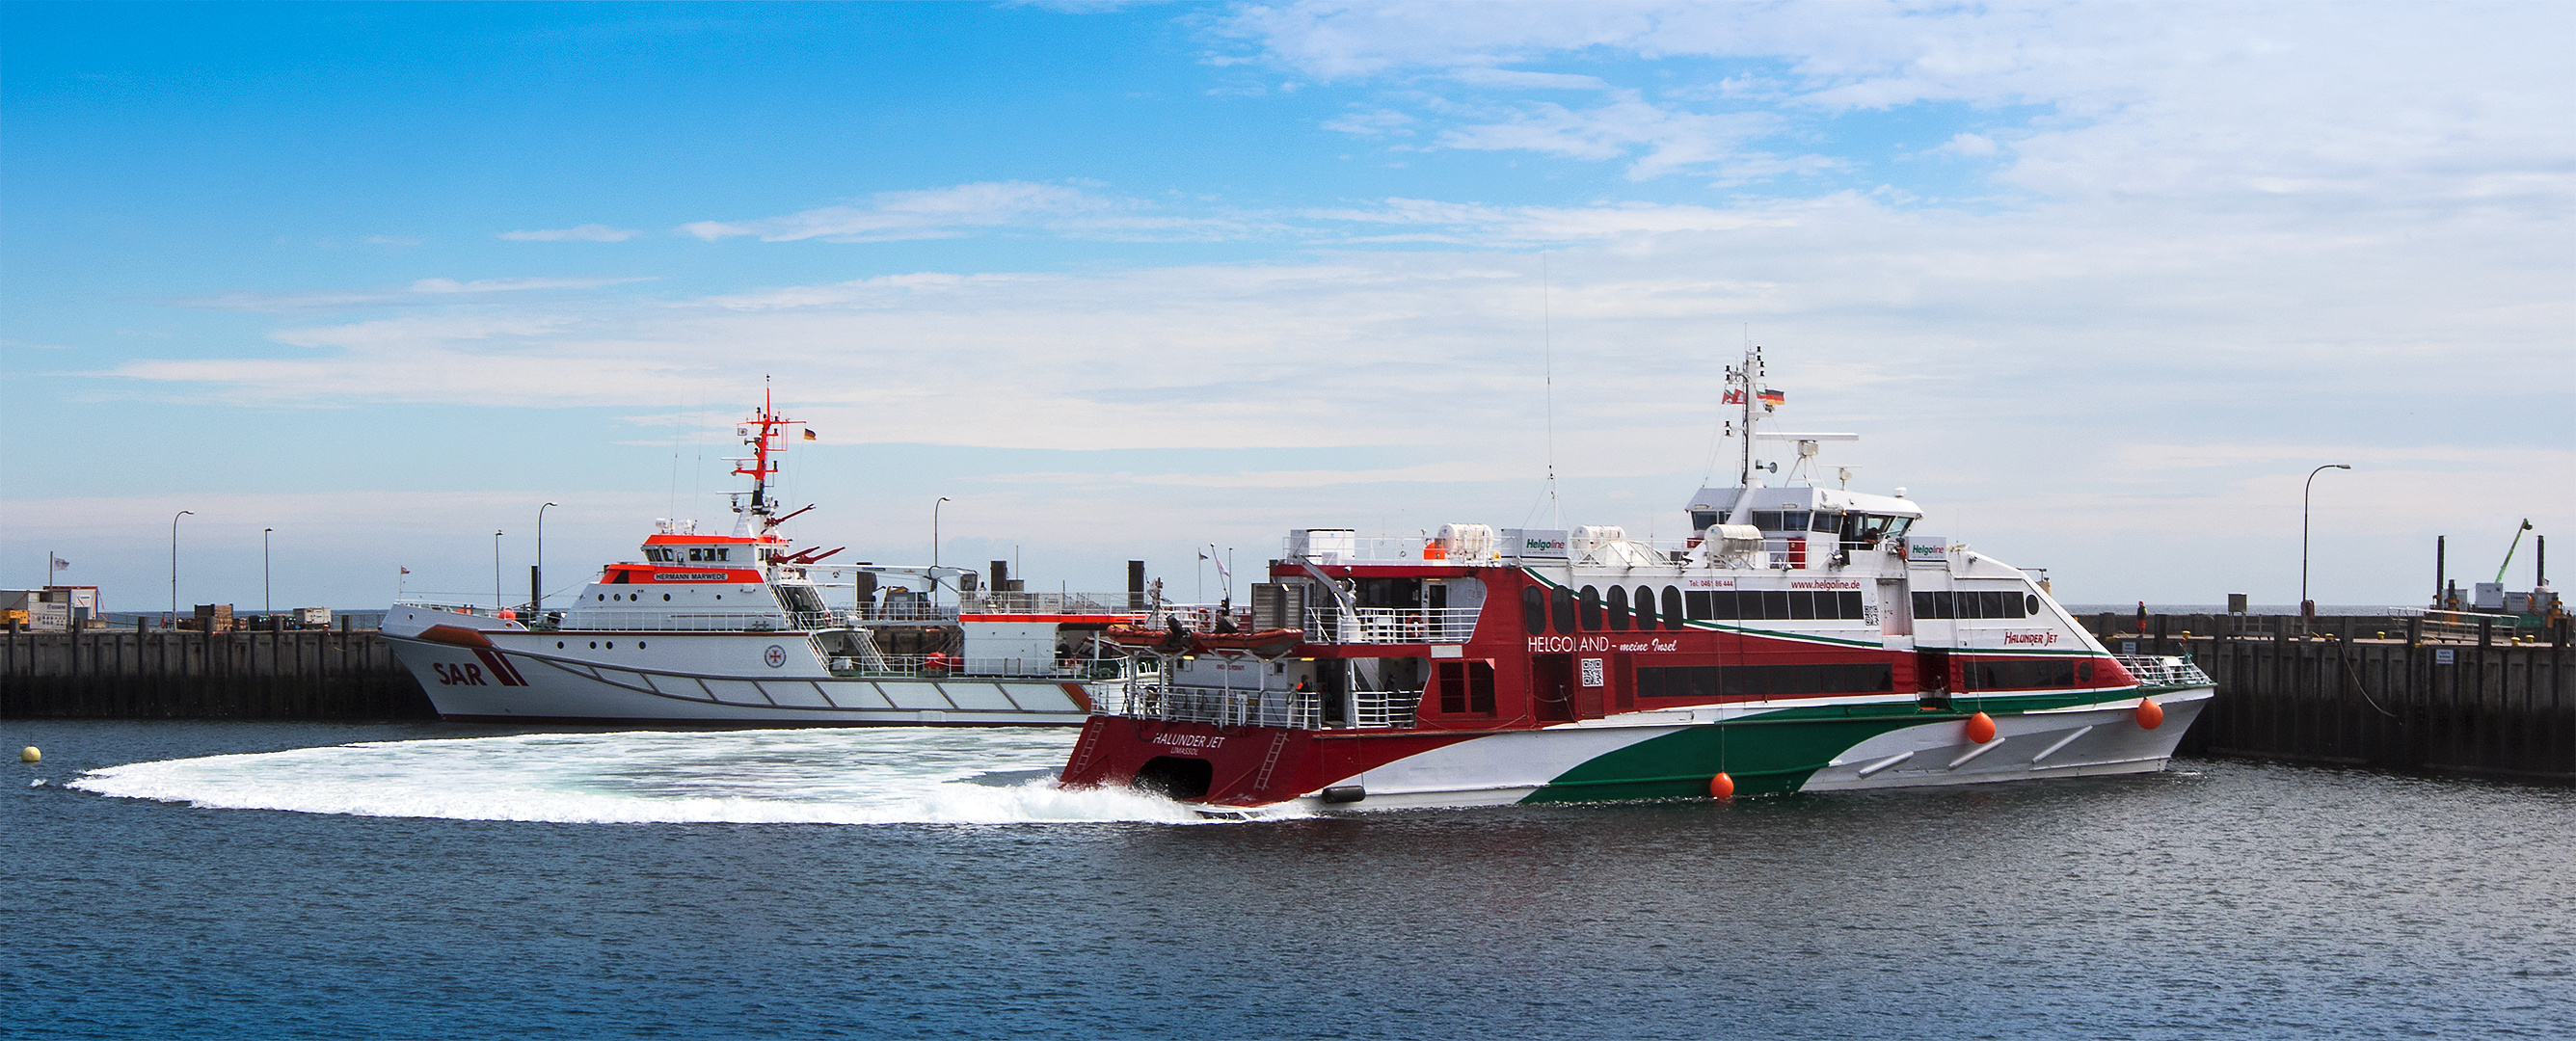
[2302, 464, 2352, 621]
[170, 510, 193, 627]
[931, 496, 953, 608]
[536, 502, 558, 611]
[494, 529, 505, 612]
[263, 528, 274, 615]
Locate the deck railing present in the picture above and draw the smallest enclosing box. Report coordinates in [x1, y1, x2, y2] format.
[823, 654, 1125, 681]
[1301, 606, 1482, 645]
[2113, 654, 2214, 689]
[1098, 681, 1422, 731]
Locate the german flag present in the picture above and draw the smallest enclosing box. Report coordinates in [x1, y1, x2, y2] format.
[1758, 388, 1784, 407]
[802, 428, 818, 440]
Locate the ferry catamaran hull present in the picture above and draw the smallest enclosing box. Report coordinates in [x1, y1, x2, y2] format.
[1060, 344, 2214, 808]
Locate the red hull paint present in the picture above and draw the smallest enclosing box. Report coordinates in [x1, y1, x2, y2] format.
[1060, 716, 1489, 807]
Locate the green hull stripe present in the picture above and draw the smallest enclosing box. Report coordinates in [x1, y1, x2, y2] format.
[1521, 686, 2205, 804]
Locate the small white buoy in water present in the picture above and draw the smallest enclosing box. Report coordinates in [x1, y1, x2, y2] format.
[18, 746, 36, 763]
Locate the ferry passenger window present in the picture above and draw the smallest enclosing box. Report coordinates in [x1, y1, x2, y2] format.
[1630, 586, 1654, 628]
[1685, 590, 1714, 621]
[2077, 661, 2094, 685]
[1662, 587, 1684, 630]
[1605, 586, 1630, 630]
[1788, 591, 1817, 621]
[1983, 591, 2007, 619]
[1637, 665, 1717, 700]
[1578, 587, 1603, 631]
[1436, 661, 1498, 714]
[1762, 591, 1791, 620]
[1522, 587, 1547, 635]
[718, 549, 730, 561]
[1551, 587, 1577, 635]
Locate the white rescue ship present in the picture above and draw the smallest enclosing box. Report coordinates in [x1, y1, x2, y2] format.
[383, 396, 1135, 725]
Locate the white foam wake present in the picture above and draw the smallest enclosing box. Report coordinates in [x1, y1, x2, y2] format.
[71, 729, 1262, 825]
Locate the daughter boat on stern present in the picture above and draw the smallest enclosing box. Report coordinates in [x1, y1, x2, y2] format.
[1060, 345, 2213, 807]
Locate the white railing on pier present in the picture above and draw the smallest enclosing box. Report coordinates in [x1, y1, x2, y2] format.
[1097, 681, 1422, 731]
[1300, 606, 1481, 645]
[2114, 654, 2214, 689]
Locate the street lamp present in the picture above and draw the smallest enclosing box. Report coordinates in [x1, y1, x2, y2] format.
[2302, 464, 2352, 621]
[932, 496, 951, 568]
[535, 502, 558, 611]
[263, 527, 274, 615]
[494, 529, 505, 613]
[169, 510, 193, 627]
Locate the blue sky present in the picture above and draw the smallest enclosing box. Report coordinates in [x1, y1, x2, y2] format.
[4, 1, 2569, 613]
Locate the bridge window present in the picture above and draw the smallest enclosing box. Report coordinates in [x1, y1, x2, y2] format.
[1691, 510, 1722, 531]
[1605, 586, 1629, 630]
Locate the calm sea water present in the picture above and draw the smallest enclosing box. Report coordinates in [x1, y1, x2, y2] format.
[7, 719, 2571, 1039]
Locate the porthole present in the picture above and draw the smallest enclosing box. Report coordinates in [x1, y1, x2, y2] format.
[597, 594, 604, 601]
[637, 641, 647, 649]
[589, 641, 598, 649]
[605, 642, 614, 649]
[2026, 594, 2041, 614]
[663, 594, 672, 601]
[556, 641, 565, 649]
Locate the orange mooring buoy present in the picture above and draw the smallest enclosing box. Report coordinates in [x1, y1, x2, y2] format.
[1708, 772, 1735, 800]
[2136, 697, 2165, 731]
[1966, 710, 1998, 745]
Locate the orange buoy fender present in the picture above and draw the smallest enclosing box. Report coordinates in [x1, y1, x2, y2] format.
[1965, 710, 1998, 745]
[2136, 697, 2165, 731]
[1708, 772, 1735, 801]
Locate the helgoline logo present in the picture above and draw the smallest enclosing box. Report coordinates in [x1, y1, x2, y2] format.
[1525, 537, 1566, 551]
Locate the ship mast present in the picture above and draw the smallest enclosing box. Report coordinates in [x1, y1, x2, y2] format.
[1729, 341, 1766, 488]
[730, 383, 800, 520]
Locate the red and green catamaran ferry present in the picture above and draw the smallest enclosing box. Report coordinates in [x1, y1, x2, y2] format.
[1060, 347, 2213, 809]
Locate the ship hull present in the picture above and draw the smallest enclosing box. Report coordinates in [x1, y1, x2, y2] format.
[385, 607, 1091, 727]
[1060, 687, 2211, 809]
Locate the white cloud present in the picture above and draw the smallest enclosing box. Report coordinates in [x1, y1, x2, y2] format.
[363, 234, 423, 247]
[1427, 89, 1804, 180]
[1937, 132, 1999, 157]
[165, 277, 658, 313]
[499, 225, 642, 242]
[677, 181, 1267, 244]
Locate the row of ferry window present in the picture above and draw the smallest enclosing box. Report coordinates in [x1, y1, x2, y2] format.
[599, 593, 720, 601]
[1913, 590, 2043, 620]
[643, 547, 734, 563]
[1636, 662, 1898, 700]
[1519, 585, 1871, 634]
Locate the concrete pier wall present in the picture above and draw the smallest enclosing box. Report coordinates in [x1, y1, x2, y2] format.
[2106, 615, 2572, 782]
[0, 629, 434, 719]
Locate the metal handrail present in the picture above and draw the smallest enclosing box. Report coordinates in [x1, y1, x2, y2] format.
[2113, 653, 2214, 688]
[1097, 681, 1422, 731]
[1300, 605, 1481, 645]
